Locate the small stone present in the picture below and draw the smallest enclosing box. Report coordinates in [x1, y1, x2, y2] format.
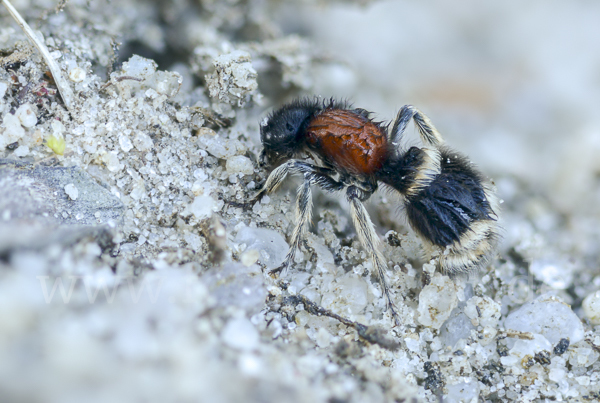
[1, 113, 25, 148]
[15, 104, 37, 128]
[548, 367, 566, 383]
[575, 376, 590, 386]
[480, 326, 498, 345]
[221, 317, 259, 351]
[0, 81, 7, 98]
[439, 311, 474, 348]
[582, 290, 600, 324]
[503, 293, 584, 344]
[133, 132, 153, 151]
[119, 134, 134, 152]
[206, 50, 258, 106]
[13, 145, 29, 157]
[148, 70, 183, 97]
[464, 296, 501, 328]
[554, 338, 570, 355]
[102, 151, 122, 172]
[185, 195, 215, 219]
[445, 381, 479, 403]
[69, 67, 86, 82]
[501, 334, 552, 368]
[191, 181, 205, 196]
[418, 275, 458, 329]
[404, 336, 421, 353]
[183, 232, 203, 251]
[120, 55, 157, 80]
[175, 110, 189, 122]
[234, 226, 289, 270]
[530, 259, 572, 290]
[568, 347, 599, 367]
[226, 155, 254, 176]
[51, 120, 65, 135]
[240, 249, 260, 266]
[129, 181, 146, 200]
[197, 127, 216, 137]
[315, 327, 332, 348]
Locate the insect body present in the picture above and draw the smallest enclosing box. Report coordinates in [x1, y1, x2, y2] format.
[254, 98, 500, 325]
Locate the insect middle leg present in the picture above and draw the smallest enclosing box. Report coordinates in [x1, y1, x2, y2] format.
[346, 185, 401, 326]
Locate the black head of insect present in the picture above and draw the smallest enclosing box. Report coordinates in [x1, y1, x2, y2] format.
[259, 100, 320, 166]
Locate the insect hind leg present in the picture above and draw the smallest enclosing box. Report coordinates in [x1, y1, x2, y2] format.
[390, 105, 445, 149]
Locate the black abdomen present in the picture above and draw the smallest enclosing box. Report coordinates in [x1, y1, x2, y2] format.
[405, 150, 495, 247]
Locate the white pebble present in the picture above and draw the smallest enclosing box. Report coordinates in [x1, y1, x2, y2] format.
[582, 290, 600, 325]
[504, 293, 584, 344]
[240, 249, 260, 266]
[222, 317, 259, 351]
[102, 151, 122, 172]
[417, 275, 458, 329]
[315, 327, 332, 348]
[51, 120, 65, 135]
[568, 346, 599, 367]
[64, 184, 79, 200]
[133, 132, 153, 151]
[129, 181, 146, 200]
[1, 113, 25, 148]
[119, 134, 134, 152]
[464, 296, 501, 328]
[185, 195, 215, 220]
[503, 333, 552, 367]
[548, 367, 566, 383]
[226, 155, 254, 176]
[234, 226, 289, 270]
[15, 104, 37, 128]
[445, 381, 479, 403]
[0, 81, 7, 98]
[191, 181, 205, 196]
[183, 232, 203, 251]
[530, 259, 572, 289]
[69, 67, 86, 82]
[175, 110, 189, 122]
[575, 376, 590, 386]
[13, 145, 29, 157]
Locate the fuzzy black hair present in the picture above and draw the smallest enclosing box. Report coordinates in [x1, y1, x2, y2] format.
[405, 148, 496, 247]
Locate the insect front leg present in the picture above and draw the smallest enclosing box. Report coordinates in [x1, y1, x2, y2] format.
[271, 180, 312, 274]
[227, 160, 293, 209]
[270, 162, 345, 275]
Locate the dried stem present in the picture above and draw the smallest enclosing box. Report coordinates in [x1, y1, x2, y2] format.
[281, 294, 401, 351]
[2, 0, 74, 113]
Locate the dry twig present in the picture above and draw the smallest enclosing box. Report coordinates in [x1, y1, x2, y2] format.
[2, 0, 74, 113]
